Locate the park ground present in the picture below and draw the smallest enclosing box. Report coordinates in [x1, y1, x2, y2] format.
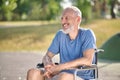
[0, 51, 120, 80]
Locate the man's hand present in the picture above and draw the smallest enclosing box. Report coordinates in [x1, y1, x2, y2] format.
[42, 51, 58, 78]
[43, 63, 61, 78]
[44, 64, 54, 78]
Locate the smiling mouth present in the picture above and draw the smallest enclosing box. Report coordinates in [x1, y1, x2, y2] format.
[62, 23, 69, 29]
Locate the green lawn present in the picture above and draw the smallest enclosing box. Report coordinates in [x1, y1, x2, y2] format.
[0, 19, 120, 52]
[83, 19, 120, 47]
[0, 23, 61, 51]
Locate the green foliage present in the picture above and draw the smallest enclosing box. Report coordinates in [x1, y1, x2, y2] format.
[13, 0, 32, 20]
[0, 0, 62, 21]
[73, 0, 92, 21]
[47, 0, 61, 20]
[0, 0, 17, 21]
[1, 0, 119, 21]
[34, 0, 62, 20]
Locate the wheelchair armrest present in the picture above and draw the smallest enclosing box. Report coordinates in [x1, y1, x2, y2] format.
[73, 64, 98, 79]
[77, 64, 98, 70]
[95, 49, 104, 53]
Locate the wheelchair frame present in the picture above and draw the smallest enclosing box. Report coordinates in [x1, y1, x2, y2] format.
[36, 49, 104, 80]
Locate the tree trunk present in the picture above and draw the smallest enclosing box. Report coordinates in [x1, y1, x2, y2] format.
[110, 0, 116, 19]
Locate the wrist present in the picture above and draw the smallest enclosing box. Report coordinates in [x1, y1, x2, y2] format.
[59, 63, 68, 70]
[42, 55, 53, 66]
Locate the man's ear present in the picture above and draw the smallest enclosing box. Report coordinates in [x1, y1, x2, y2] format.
[77, 16, 81, 23]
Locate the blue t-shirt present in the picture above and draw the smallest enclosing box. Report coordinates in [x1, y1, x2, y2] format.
[48, 28, 96, 79]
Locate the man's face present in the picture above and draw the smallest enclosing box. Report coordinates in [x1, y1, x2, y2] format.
[61, 10, 76, 34]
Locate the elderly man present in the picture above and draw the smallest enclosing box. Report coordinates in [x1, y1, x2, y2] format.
[27, 6, 96, 80]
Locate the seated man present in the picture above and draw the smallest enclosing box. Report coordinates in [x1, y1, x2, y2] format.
[27, 6, 96, 80]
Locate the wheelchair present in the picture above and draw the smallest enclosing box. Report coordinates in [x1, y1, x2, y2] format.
[36, 49, 104, 80]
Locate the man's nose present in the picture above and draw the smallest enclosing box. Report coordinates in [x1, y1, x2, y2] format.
[61, 18, 66, 24]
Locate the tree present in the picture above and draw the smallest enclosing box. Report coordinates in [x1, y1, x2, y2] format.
[109, 0, 117, 18]
[0, 0, 63, 21]
[35, 0, 62, 20]
[13, 0, 31, 20]
[71, 0, 92, 22]
[91, 0, 101, 18]
[14, 0, 62, 20]
[0, 0, 17, 21]
[100, 0, 107, 17]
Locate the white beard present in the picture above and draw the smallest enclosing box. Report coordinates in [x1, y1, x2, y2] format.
[61, 25, 74, 34]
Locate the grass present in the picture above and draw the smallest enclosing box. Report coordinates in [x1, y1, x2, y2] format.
[0, 23, 61, 51]
[0, 19, 120, 52]
[83, 19, 120, 47]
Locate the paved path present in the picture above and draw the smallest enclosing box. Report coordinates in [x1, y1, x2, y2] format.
[0, 52, 120, 80]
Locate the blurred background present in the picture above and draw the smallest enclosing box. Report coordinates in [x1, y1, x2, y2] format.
[0, 0, 120, 21]
[0, 0, 120, 80]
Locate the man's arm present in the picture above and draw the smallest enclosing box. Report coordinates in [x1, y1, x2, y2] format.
[44, 48, 95, 76]
[42, 51, 55, 66]
[42, 51, 56, 78]
[60, 48, 95, 69]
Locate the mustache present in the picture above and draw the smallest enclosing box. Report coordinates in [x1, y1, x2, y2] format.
[62, 23, 69, 26]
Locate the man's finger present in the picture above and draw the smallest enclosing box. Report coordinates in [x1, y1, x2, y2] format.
[43, 72, 51, 78]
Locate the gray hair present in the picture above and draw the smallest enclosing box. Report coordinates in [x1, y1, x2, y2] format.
[65, 6, 82, 18]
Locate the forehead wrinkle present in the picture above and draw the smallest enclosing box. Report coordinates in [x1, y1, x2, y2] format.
[62, 9, 75, 18]
[62, 6, 82, 19]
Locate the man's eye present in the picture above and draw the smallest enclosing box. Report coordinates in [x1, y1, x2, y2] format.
[61, 17, 63, 20]
[65, 17, 68, 20]
[61, 16, 69, 20]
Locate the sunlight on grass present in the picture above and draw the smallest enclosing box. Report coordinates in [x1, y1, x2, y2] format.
[0, 19, 120, 51]
[0, 23, 61, 51]
[83, 19, 120, 47]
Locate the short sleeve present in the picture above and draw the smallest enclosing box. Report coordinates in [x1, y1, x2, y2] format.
[48, 31, 60, 54]
[82, 29, 96, 53]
